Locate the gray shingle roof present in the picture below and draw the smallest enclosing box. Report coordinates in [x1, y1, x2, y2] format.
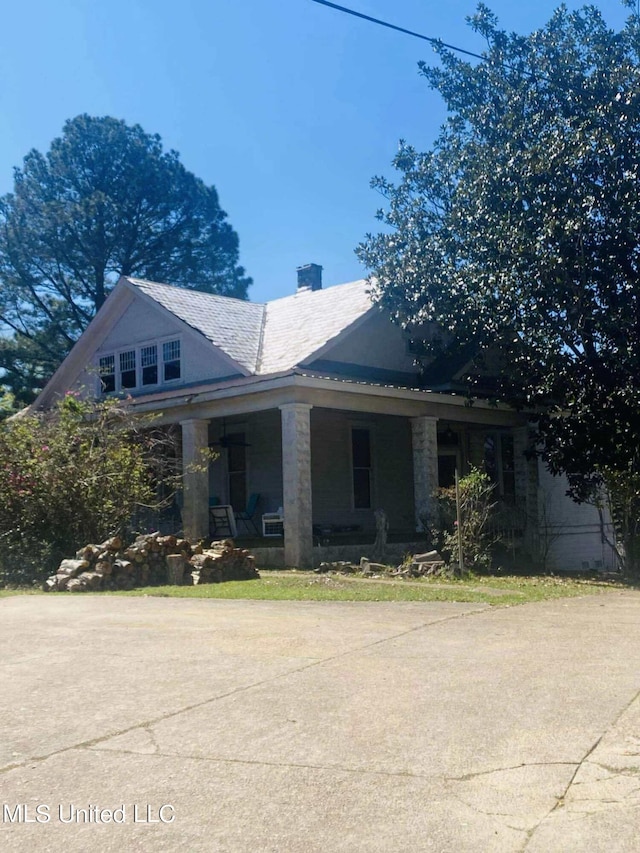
[128, 278, 265, 373]
[126, 276, 373, 376]
[259, 279, 373, 374]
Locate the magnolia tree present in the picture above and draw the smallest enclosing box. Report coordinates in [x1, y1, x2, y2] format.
[0, 395, 184, 584]
[358, 3, 640, 574]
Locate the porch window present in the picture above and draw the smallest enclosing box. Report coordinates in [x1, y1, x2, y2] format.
[227, 434, 247, 512]
[438, 427, 460, 488]
[500, 434, 516, 498]
[484, 432, 516, 500]
[119, 350, 137, 389]
[351, 428, 372, 509]
[99, 355, 115, 394]
[438, 454, 458, 488]
[163, 340, 181, 381]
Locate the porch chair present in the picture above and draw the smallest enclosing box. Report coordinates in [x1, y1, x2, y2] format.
[235, 493, 261, 535]
[210, 504, 237, 538]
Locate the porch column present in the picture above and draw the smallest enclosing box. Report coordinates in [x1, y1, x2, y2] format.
[411, 416, 439, 531]
[180, 418, 210, 542]
[280, 403, 313, 568]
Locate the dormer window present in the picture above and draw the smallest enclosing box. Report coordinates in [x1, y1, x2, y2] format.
[97, 337, 181, 395]
[141, 345, 158, 386]
[119, 350, 137, 389]
[99, 355, 115, 394]
[162, 340, 181, 381]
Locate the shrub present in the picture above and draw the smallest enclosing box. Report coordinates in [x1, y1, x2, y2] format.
[429, 467, 498, 574]
[0, 395, 182, 584]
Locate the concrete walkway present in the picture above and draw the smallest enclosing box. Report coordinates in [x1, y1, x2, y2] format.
[1, 591, 640, 851]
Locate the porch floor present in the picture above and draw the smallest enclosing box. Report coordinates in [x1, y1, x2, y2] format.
[224, 530, 430, 570]
[228, 529, 426, 550]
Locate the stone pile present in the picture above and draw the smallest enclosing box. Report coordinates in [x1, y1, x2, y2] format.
[190, 540, 258, 585]
[43, 532, 259, 592]
[388, 551, 448, 578]
[315, 560, 359, 575]
[314, 550, 447, 578]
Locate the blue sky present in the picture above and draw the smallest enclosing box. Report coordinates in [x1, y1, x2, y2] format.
[0, 0, 630, 302]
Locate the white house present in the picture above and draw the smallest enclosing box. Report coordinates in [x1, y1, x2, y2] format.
[32, 264, 616, 571]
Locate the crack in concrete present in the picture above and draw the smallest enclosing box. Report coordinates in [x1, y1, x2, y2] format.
[522, 684, 640, 851]
[435, 760, 586, 835]
[443, 779, 532, 833]
[569, 787, 640, 804]
[582, 759, 640, 779]
[0, 605, 484, 776]
[448, 761, 576, 783]
[141, 725, 161, 755]
[71, 744, 584, 818]
[569, 799, 640, 816]
[86, 744, 441, 779]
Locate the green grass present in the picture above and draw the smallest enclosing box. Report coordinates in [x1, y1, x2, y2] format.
[1, 571, 625, 606]
[106, 571, 617, 606]
[0, 587, 43, 597]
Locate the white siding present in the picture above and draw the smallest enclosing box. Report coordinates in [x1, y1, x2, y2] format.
[93, 296, 241, 393]
[537, 464, 616, 571]
[99, 299, 179, 349]
[310, 311, 419, 377]
[310, 408, 414, 532]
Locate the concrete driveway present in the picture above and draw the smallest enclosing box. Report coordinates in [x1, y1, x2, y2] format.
[1, 591, 640, 852]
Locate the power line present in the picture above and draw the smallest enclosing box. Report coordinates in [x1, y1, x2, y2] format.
[309, 0, 543, 80]
[309, 0, 487, 63]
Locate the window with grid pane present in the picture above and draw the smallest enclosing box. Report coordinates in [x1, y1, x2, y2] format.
[119, 350, 136, 389]
[99, 355, 115, 394]
[141, 345, 158, 386]
[163, 340, 181, 381]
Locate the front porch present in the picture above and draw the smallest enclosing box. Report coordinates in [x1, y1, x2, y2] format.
[170, 381, 535, 569]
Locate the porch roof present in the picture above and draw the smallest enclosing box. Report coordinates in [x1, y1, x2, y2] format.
[128, 366, 525, 427]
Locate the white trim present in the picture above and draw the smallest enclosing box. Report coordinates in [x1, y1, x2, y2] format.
[29, 274, 247, 412]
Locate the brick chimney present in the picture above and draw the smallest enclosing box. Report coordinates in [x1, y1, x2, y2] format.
[296, 263, 323, 292]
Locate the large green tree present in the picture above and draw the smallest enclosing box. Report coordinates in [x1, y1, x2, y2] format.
[0, 114, 252, 405]
[358, 3, 640, 571]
